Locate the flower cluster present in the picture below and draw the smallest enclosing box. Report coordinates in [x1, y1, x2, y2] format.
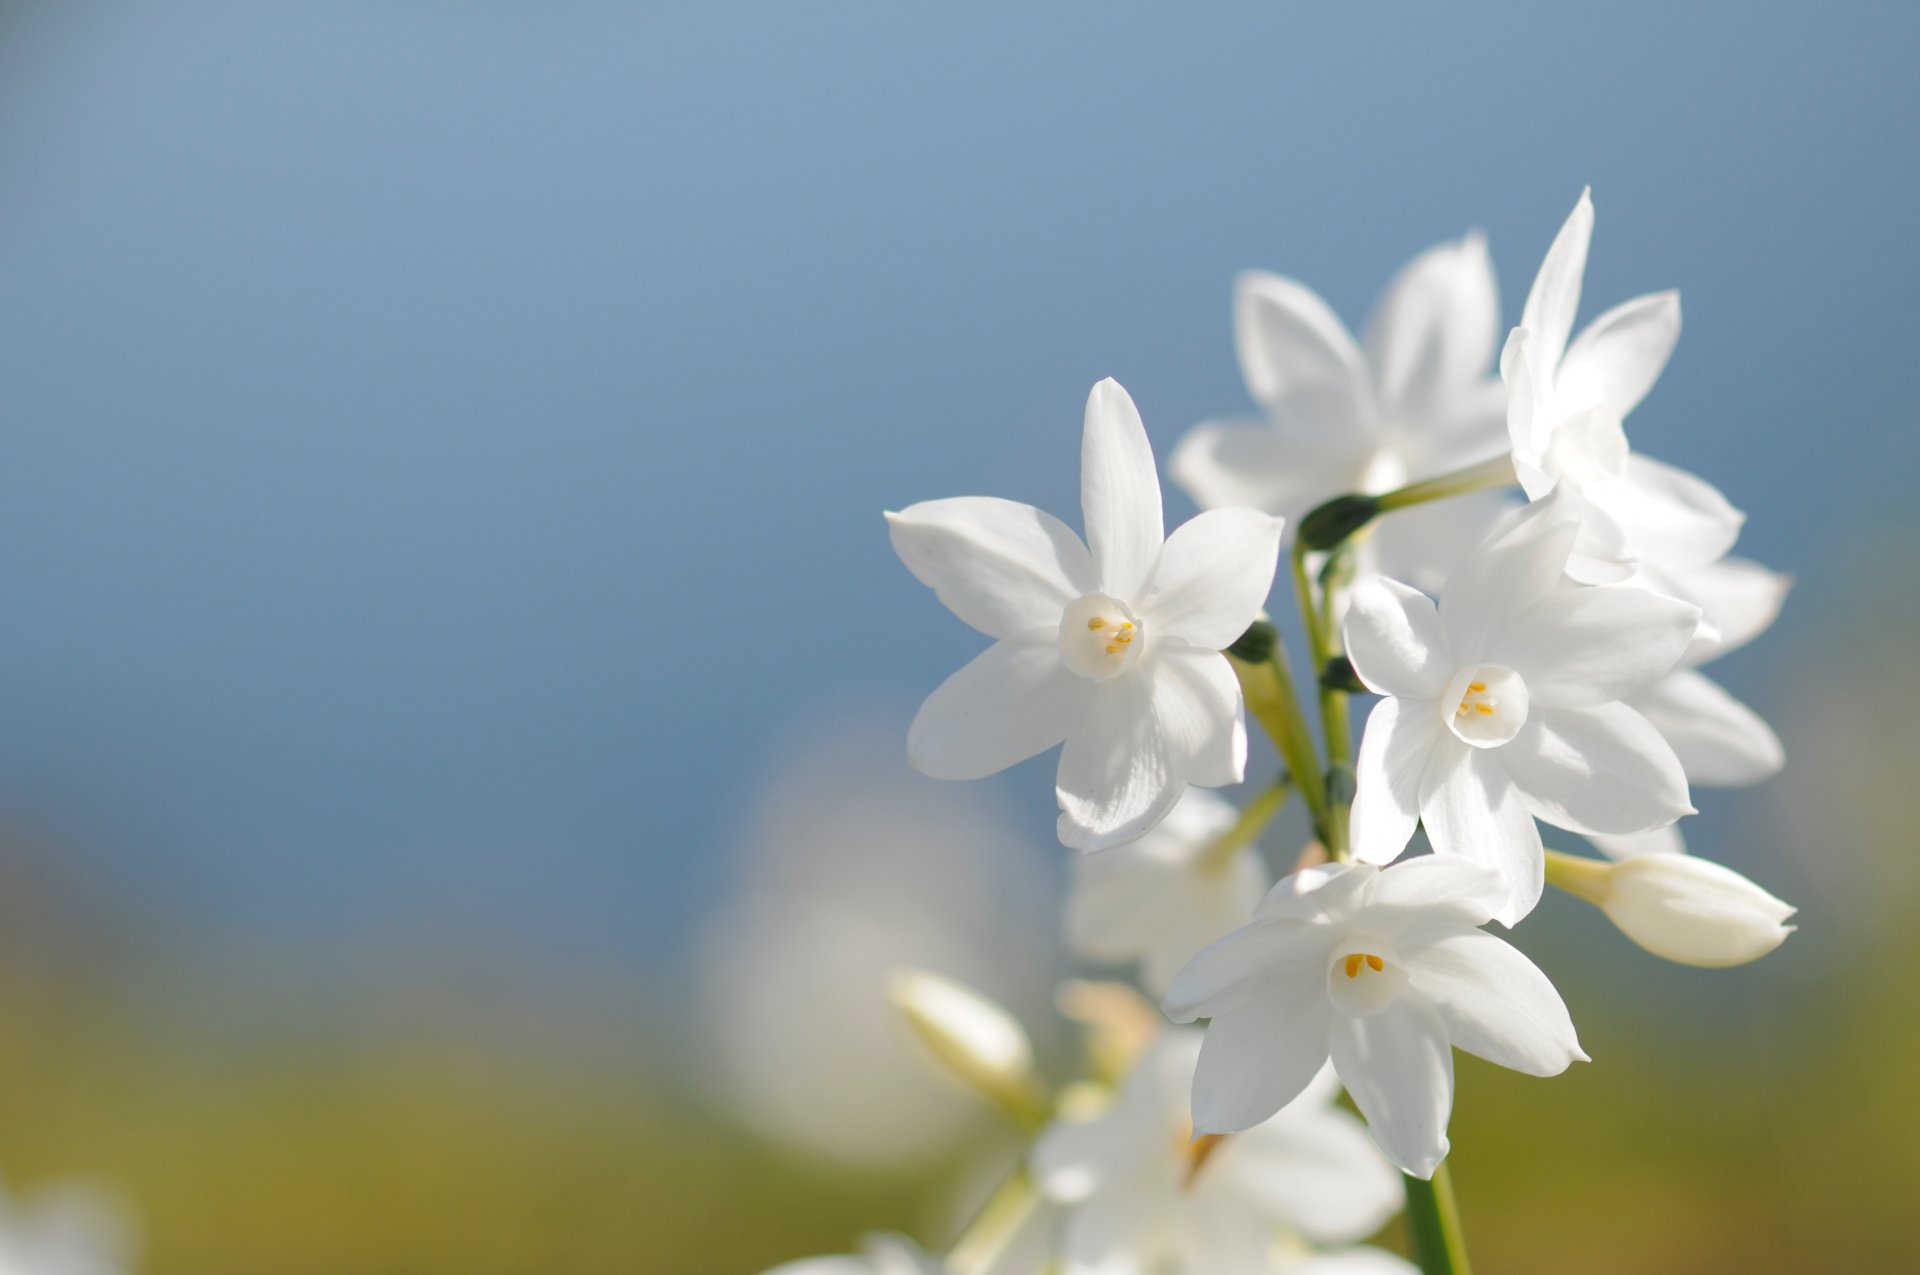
[764, 189, 1794, 1275]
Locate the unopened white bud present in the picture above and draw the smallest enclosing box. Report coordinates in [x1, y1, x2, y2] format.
[889, 968, 1050, 1127]
[1545, 849, 1795, 968]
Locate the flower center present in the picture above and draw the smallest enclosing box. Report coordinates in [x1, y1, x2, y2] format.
[1440, 663, 1529, 748]
[1058, 592, 1144, 681]
[1326, 936, 1407, 1018]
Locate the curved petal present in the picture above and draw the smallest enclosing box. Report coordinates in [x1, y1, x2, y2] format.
[1169, 417, 1354, 518]
[1235, 270, 1374, 429]
[1357, 855, 1510, 934]
[1491, 584, 1700, 708]
[1081, 377, 1165, 599]
[1588, 823, 1688, 859]
[1344, 577, 1452, 700]
[1138, 508, 1286, 649]
[1556, 290, 1681, 421]
[1670, 556, 1792, 666]
[1596, 454, 1744, 572]
[1633, 669, 1784, 787]
[1162, 920, 1330, 1021]
[1364, 231, 1501, 415]
[1190, 992, 1334, 1135]
[1351, 697, 1440, 866]
[1328, 996, 1455, 1179]
[1149, 645, 1248, 789]
[1439, 491, 1581, 661]
[886, 498, 1094, 638]
[908, 634, 1090, 780]
[1055, 671, 1178, 852]
[1519, 188, 1592, 373]
[1404, 925, 1586, 1076]
[1418, 742, 1543, 925]
[1501, 702, 1693, 835]
[1234, 1103, 1405, 1243]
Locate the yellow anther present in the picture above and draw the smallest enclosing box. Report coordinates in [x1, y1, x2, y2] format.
[1475, 704, 1494, 715]
[1088, 617, 1106, 630]
[1105, 643, 1119, 654]
[1343, 952, 1385, 978]
[1114, 633, 1132, 644]
[1470, 681, 1487, 692]
[1366, 954, 1384, 972]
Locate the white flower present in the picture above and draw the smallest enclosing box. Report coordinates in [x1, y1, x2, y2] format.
[1342, 491, 1699, 922]
[1502, 188, 1744, 583]
[1171, 236, 1510, 592]
[889, 378, 1286, 851]
[1064, 789, 1274, 996]
[1164, 858, 1585, 1179]
[1545, 851, 1796, 967]
[1031, 1029, 1402, 1274]
[763, 1234, 943, 1275]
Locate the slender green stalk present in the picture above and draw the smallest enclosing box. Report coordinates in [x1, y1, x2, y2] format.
[948, 1166, 1039, 1274]
[1403, 1166, 1473, 1275]
[1228, 648, 1331, 849]
[1374, 453, 1518, 514]
[1196, 776, 1292, 873]
[1291, 538, 1352, 861]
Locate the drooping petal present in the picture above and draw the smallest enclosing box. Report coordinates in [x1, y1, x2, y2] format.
[1344, 577, 1453, 701]
[1439, 490, 1582, 661]
[1351, 697, 1440, 866]
[1404, 925, 1586, 1075]
[1418, 741, 1544, 925]
[1328, 996, 1456, 1179]
[1595, 454, 1744, 572]
[1234, 270, 1374, 430]
[1162, 920, 1330, 1021]
[1149, 644, 1249, 789]
[1055, 670, 1177, 852]
[1500, 702, 1694, 835]
[1669, 556, 1792, 666]
[1555, 290, 1682, 421]
[1138, 507, 1286, 649]
[886, 498, 1095, 638]
[1081, 377, 1165, 600]
[1633, 669, 1784, 787]
[1363, 231, 1501, 415]
[1518, 188, 1593, 372]
[1190, 991, 1334, 1134]
[1235, 1101, 1405, 1244]
[908, 634, 1091, 779]
[1490, 584, 1700, 707]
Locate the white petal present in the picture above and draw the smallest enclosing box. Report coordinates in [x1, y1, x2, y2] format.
[908, 635, 1090, 779]
[760, 1258, 876, 1275]
[1633, 669, 1784, 787]
[1163, 920, 1330, 1021]
[1671, 556, 1792, 666]
[1055, 671, 1178, 852]
[1555, 290, 1681, 421]
[1597, 454, 1744, 572]
[1029, 1111, 1131, 1204]
[886, 498, 1094, 638]
[1235, 1103, 1405, 1243]
[1491, 584, 1700, 708]
[1501, 703, 1694, 835]
[1357, 855, 1511, 933]
[1150, 645, 1249, 789]
[1404, 925, 1586, 1075]
[1439, 490, 1581, 661]
[1519, 188, 1593, 372]
[1294, 1251, 1422, 1275]
[1251, 862, 1378, 923]
[1363, 231, 1501, 414]
[1351, 697, 1439, 866]
[1190, 991, 1334, 1134]
[1139, 508, 1286, 649]
[1343, 577, 1452, 700]
[1234, 270, 1374, 428]
[1169, 417, 1355, 517]
[1418, 741, 1543, 925]
[1328, 996, 1455, 1179]
[1081, 377, 1165, 599]
[1589, 823, 1687, 859]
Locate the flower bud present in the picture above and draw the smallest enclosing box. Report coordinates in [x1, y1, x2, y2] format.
[889, 968, 1050, 1128]
[1544, 850, 1795, 968]
[1297, 493, 1381, 551]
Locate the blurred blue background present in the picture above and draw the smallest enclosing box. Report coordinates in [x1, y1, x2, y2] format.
[0, 3, 1913, 1272]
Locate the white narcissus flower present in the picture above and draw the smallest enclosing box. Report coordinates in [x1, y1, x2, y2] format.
[1172, 235, 1511, 593]
[1164, 858, 1586, 1179]
[763, 1235, 942, 1275]
[1064, 789, 1274, 996]
[889, 379, 1286, 851]
[1545, 850, 1796, 968]
[1502, 188, 1745, 583]
[1342, 490, 1699, 922]
[1031, 1029, 1402, 1274]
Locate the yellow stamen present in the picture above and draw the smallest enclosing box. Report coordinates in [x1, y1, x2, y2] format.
[1343, 952, 1385, 978]
[1343, 953, 1362, 978]
[1366, 954, 1384, 972]
[1475, 703, 1494, 715]
[1087, 617, 1106, 630]
[1105, 643, 1119, 654]
[1470, 681, 1487, 692]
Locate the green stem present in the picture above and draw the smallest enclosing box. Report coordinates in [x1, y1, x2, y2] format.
[948, 1166, 1039, 1274]
[1291, 539, 1352, 861]
[1404, 1165, 1473, 1275]
[1228, 648, 1331, 849]
[1375, 453, 1517, 513]
[1196, 776, 1292, 873]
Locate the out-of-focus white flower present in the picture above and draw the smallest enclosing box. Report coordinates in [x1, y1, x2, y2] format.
[1031, 1029, 1402, 1273]
[889, 378, 1285, 851]
[1343, 491, 1698, 922]
[1285, 1251, 1419, 1275]
[699, 716, 1058, 1169]
[1502, 188, 1744, 583]
[1545, 849, 1795, 967]
[891, 969, 1051, 1127]
[0, 1175, 135, 1275]
[1164, 858, 1585, 1179]
[1064, 789, 1273, 996]
[1171, 236, 1511, 593]
[762, 1234, 944, 1275]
